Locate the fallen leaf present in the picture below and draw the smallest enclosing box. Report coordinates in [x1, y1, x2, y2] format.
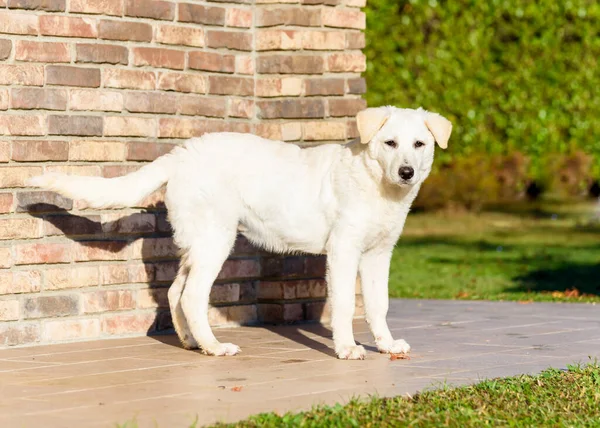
[231, 386, 243, 392]
[390, 353, 411, 361]
[518, 300, 533, 304]
[455, 291, 470, 298]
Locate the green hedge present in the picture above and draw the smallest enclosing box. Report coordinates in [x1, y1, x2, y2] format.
[364, 0, 600, 180]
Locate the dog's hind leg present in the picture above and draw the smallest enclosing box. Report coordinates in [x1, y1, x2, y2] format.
[179, 226, 239, 356]
[168, 253, 198, 350]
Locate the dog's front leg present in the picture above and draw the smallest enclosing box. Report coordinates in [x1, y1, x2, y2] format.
[359, 248, 410, 355]
[327, 243, 365, 360]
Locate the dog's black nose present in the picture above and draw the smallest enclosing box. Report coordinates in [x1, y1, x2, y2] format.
[399, 166, 414, 180]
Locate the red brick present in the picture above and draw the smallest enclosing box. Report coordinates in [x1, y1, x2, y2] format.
[257, 55, 325, 74]
[0, 115, 45, 136]
[127, 142, 176, 161]
[0, 217, 41, 240]
[15, 242, 71, 264]
[48, 115, 103, 136]
[303, 31, 346, 50]
[104, 116, 155, 137]
[40, 15, 97, 38]
[344, 0, 366, 6]
[99, 19, 152, 42]
[217, 259, 260, 280]
[235, 55, 254, 75]
[137, 287, 168, 309]
[0, 166, 42, 187]
[256, 30, 302, 51]
[256, 8, 320, 27]
[46, 65, 101, 88]
[347, 77, 366, 94]
[305, 78, 345, 96]
[83, 290, 135, 313]
[102, 164, 139, 178]
[328, 98, 367, 117]
[258, 99, 324, 119]
[256, 77, 302, 97]
[44, 265, 99, 290]
[156, 25, 204, 47]
[132, 47, 185, 70]
[76, 44, 128, 65]
[0, 193, 13, 213]
[10, 88, 67, 110]
[131, 236, 177, 260]
[228, 99, 254, 119]
[100, 263, 152, 285]
[0, 64, 44, 86]
[0, 270, 41, 294]
[125, 0, 175, 21]
[12, 140, 69, 161]
[15, 40, 70, 63]
[179, 96, 226, 117]
[69, 140, 126, 161]
[303, 120, 346, 140]
[208, 76, 253, 96]
[347, 120, 359, 139]
[0, 40, 10, 60]
[70, 0, 122, 15]
[226, 8, 252, 28]
[7, 0, 65, 11]
[0, 11, 38, 35]
[0, 300, 19, 321]
[158, 118, 250, 139]
[210, 283, 240, 304]
[346, 32, 365, 49]
[0, 140, 8, 161]
[322, 8, 365, 29]
[43, 213, 101, 236]
[254, 122, 302, 141]
[0, 322, 40, 346]
[23, 295, 79, 319]
[158, 72, 206, 94]
[189, 51, 235, 73]
[70, 89, 124, 111]
[102, 212, 155, 234]
[102, 312, 155, 335]
[154, 261, 177, 282]
[0, 247, 11, 268]
[327, 53, 366, 72]
[103, 69, 156, 90]
[178, 3, 225, 25]
[125, 92, 179, 114]
[74, 241, 129, 262]
[43, 319, 100, 342]
[206, 30, 253, 51]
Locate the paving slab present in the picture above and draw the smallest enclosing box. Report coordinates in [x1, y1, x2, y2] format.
[0, 299, 598, 427]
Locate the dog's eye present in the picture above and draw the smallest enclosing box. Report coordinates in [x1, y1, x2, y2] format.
[384, 140, 397, 148]
[414, 141, 425, 148]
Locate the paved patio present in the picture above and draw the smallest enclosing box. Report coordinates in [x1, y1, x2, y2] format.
[1, 299, 599, 428]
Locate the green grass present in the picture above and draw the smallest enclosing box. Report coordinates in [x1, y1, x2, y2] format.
[389, 201, 600, 303]
[213, 362, 600, 427]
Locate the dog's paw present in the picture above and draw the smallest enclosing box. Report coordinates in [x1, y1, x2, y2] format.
[336, 344, 366, 360]
[202, 342, 241, 356]
[377, 338, 411, 355]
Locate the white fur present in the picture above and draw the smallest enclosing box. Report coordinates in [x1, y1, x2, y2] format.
[27, 106, 451, 359]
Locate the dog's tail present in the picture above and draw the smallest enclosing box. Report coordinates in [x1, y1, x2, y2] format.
[27, 152, 176, 209]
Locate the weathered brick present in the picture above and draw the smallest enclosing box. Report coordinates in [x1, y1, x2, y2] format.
[228, 305, 257, 325]
[125, 92, 179, 114]
[44, 265, 99, 290]
[99, 19, 152, 42]
[0, 11, 38, 35]
[125, 0, 175, 20]
[154, 261, 177, 282]
[347, 120, 359, 139]
[0, 89, 5, 110]
[257, 55, 325, 74]
[0, 115, 45, 136]
[103, 69, 156, 90]
[131, 236, 177, 260]
[257, 303, 282, 323]
[104, 116, 155, 137]
[328, 98, 367, 117]
[0, 166, 42, 187]
[12, 140, 69, 162]
[16, 190, 72, 213]
[102, 212, 156, 234]
[0, 247, 11, 268]
[102, 164, 139, 178]
[189, 51, 234, 73]
[7, 0, 65, 12]
[178, 3, 225, 25]
[15, 242, 71, 264]
[10, 88, 67, 110]
[76, 44, 128, 65]
[43, 213, 102, 236]
[256, 30, 302, 51]
[0, 300, 19, 321]
[100, 263, 152, 285]
[158, 72, 206, 94]
[226, 8, 252, 28]
[208, 76, 253, 96]
[346, 32, 365, 49]
[254, 122, 302, 141]
[83, 290, 135, 313]
[0, 193, 13, 213]
[206, 30, 253, 51]
[69, 141, 126, 162]
[127, 142, 175, 161]
[74, 240, 129, 262]
[303, 31, 346, 50]
[137, 287, 168, 309]
[256, 77, 302, 97]
[70, 0, 122, 15]
[46, 164, 101, 176]
[0, 322, 40, 346]
[180, 96, 226, 117]
[43, 319, 100, 342]
[70, 89, 123, 112]
[156, 25, 204, 47]
[132, 47, 185, 70]
[0, 270, 41, 294]
[15, 40, 70, 63]
[306, 255, 326, 276]
[343, 0, 366, 6]
[0, 140, 8, 161]
[159, 118, 251, 139]
[305, 78, 345, 96]
[46, 65, 101, 88]
[101, 312, 155, 335]
[322, 8, 365, 29]
[40, 15, 97, 38]
[327, 52, 366, 72]
[305, 301, 326, 321]
[210, 283, 240, 304]
[303, 121, 346, 140]
[258, 99, 324, 119]
[347, 77, 366, 94]
[217, 259, 260, 280]
[256, 8, 320, 27]
[24, 295, 79, 319]
[302, 0, 340, 4]
[228, 99, 254, 119]
[0, 40, 10, 60]
[235, 55, 254, 75]
[0, 64, 44, 86]
[48, 115, 103, 136]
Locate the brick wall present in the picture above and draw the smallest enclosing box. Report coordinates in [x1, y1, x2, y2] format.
[0, 0, 366, 347]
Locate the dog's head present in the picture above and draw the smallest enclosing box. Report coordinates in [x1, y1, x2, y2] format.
[356, 106, 452, 188]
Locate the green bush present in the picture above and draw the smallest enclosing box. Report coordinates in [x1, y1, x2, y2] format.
[364, 0, 600, 183]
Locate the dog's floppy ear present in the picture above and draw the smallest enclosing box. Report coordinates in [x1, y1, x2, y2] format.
[424, 112, 452, 149]
[356, 107, 390, 144]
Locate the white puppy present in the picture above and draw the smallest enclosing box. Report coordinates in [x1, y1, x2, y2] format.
[28, 106, 451, 360]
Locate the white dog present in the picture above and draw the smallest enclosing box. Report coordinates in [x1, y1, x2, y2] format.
[29, 106, 451, 360]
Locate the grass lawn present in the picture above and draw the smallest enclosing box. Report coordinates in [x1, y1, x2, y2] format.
[390, 201, 600, 303]
[214, 362, 600, 427]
